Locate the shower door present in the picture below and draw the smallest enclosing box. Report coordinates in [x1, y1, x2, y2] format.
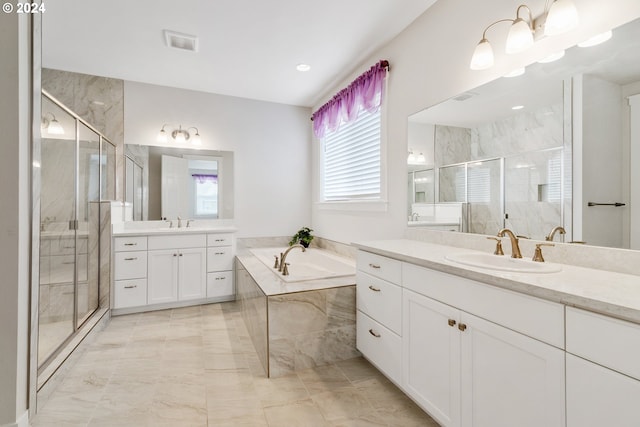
[38, 92, 110, 369]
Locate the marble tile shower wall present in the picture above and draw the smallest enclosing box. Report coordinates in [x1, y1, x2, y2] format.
[42, 68, 125, 200]
[435, 103, 566, 239]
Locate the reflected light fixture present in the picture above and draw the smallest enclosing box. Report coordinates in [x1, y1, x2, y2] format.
[578, 30, 612, 48]
[470, 0, 579, 70]
[42, 112, 65, 135]
[504, 67, 526, 77]
[157, 124, 202, 145]
[512, 105, 525, 110]
[296, 63, 311, 72]
[538, 50, 565, 63]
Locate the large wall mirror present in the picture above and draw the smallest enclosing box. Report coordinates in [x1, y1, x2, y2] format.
[407, 16, 640, 249]
[125, 144, 234, 221]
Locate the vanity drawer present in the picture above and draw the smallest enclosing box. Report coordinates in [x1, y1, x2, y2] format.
[207, 233, 234, 247]
[357, 271, 402, 334]
[207, 271, 234, 298]
[402, 263, 565, 348]
[114, 251, 147, 280]
[207, 247, 234, 272]
[113, 279, 147, 308]
[357, 251, 402, 284]
[114, 236, 147, 252]
[357, 310, 402, 385]
[567, 307, 640, 380]
[148, 234, 206, 250]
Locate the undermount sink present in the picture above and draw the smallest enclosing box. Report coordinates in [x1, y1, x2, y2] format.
[445, 252, 562, 274]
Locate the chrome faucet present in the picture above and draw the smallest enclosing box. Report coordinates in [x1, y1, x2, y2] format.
[545, 226, 566, 242]
[279, 244, 306, 274]
[497, 228, 522, 258]
[165, 219, 174, 228]
[177, 216, 183, 228]
[411, 212, 420, 221]
[186, 220, 194, 228]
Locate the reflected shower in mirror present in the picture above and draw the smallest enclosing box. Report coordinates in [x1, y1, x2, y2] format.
[124, 144, 234, 221]
[407, 16, 640, 248]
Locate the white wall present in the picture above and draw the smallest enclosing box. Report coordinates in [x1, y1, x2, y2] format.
[0, 11, 30, 427]
[124, 81, 312, 238]
[311, 0, 640, 244]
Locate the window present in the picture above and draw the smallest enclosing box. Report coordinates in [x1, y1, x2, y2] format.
[321, 106, 381, 201]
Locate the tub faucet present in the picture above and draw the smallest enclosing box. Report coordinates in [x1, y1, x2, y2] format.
[497, 228, 522, 258]
[279, 244, 306, 273]
[545, 226, 566, 242]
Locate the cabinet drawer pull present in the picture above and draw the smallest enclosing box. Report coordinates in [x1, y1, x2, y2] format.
[173, 253, 177, 257]
[179, 253, 183, 257]
[124, 285, 137, 289]
[368, 329, 381, 338]
[368, 285, 381, 292]
[458, 323, 467, 332]
[368, 263, 381, 269]
[63, 246, 74, 249]
[124, 257, 137, 261]
[62, 261, 74, 265]
[215, 239, 225, 242]
[124, 243, 137, 246]
[215, 252, 225, 255]
[215, 276, 226, 280]
[448, 319, 456, 327]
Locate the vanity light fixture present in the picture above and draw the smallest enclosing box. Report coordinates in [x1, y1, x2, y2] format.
[42, 112, 64, 135]
[577, 30, 612, 48]
[408, 150, 426, 165]
[470, 0, 579, 70]
[157, 124, 202, 145]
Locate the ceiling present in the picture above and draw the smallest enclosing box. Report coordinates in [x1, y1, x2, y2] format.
[41, 0, 437, 107]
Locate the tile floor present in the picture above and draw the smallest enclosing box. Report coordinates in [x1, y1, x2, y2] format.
[31, 302, 439, 427]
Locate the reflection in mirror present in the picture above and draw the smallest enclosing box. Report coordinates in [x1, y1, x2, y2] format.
[408, 17, 640, 248]
[124, 144, 234, 221]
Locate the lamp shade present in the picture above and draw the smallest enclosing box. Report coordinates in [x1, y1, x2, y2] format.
[506, 18, 533, 54]
[544, 0, 579, 36]
[191, 132, 202, 145]
[157, 129, 168, 143]
[470, 38, 494, 70]
[47, 118, 65, 135]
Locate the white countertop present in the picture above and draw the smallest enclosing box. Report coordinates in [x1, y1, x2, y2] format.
[353, 239, 640, 324]
[112, 225, 237, 237]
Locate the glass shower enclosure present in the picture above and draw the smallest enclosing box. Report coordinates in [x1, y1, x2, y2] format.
[37, 91, 115, 370]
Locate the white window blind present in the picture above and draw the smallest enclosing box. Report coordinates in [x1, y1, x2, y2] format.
[322, 108, 381, 201]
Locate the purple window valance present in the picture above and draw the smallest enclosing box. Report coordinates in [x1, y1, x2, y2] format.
[311, 60, 389, 139]
[192, 174, 217, 183]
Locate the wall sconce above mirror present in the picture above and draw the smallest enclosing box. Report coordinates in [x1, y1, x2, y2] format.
[157, 124, 202, 145]
[470, 0, 579, 70]
[41, 112, 65, 135]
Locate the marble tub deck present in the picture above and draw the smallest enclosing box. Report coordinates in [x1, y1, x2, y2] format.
[236, 244, 361, 378]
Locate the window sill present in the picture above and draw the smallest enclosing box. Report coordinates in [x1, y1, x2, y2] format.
[315, 200, 388, 212]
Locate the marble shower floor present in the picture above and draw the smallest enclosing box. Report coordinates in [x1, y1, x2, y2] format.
[30, 302, 439, 427]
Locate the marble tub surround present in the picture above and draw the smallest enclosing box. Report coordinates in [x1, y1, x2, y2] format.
[354, 238, 640, 324]
[112, 219, 237, 236]
[236, 239, 358, 378]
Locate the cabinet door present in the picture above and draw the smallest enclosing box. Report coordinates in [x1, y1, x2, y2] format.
[402, 289, 461, 427]
[147, 249, 178, 304]
[460, 312, 565, 427]
[178, 248, 207, 301]
[566, 354, 640, 427]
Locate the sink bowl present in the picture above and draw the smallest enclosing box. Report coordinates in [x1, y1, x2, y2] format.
[445, 252, 562, 274]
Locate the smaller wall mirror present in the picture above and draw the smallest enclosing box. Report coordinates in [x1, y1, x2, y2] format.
[124, 144, 234, 221]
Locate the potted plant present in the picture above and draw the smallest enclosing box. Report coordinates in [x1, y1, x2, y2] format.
[289, 226, 314, 248]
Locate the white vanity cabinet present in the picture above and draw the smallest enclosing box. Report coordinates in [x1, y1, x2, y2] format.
[356, 251, 403, 384]
[206, 233, 235, 299]
[147, 234, 207, 304]
[402, 264, 565, 427]
[566, 307, 640, 426]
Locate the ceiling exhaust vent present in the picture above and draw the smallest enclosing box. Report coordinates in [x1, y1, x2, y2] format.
[453, 92, 478, 102]
[164, 30, 199, 52]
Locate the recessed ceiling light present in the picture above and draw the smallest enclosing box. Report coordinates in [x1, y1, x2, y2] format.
[504, 68, 525, 78]
[512, 105, 524, 110]
[296, 63, 311, 72]
[538, 50, 565, 64]
[164, 30, 199, 52]
[578, 30, 612, 48]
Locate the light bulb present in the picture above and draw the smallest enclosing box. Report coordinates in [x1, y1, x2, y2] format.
[157, 129, 168, 143]
[470, 38, 494, 70]
[544, 0, 579, 36]
[506, 18, 533, 54]
[47, 118, 64, 135]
